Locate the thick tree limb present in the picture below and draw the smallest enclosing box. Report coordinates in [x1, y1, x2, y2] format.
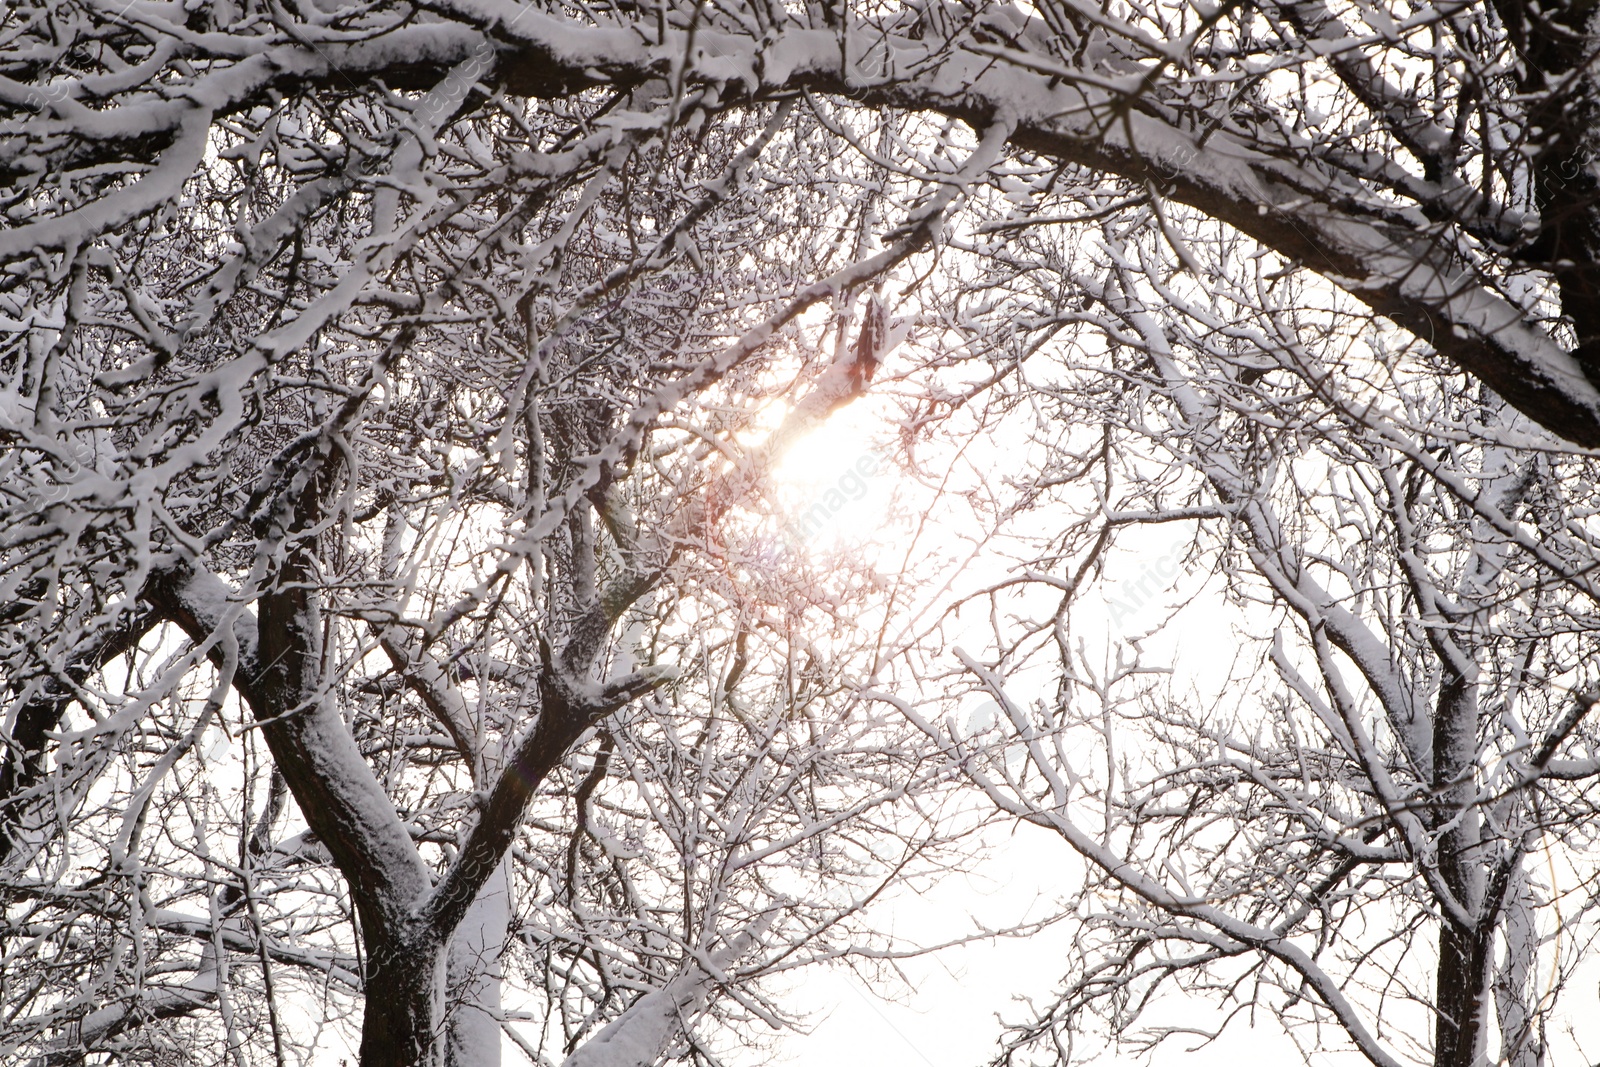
[5, 4, 1595, 442]
[143, 560, 430, 930]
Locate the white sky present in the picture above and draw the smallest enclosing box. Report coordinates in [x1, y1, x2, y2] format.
[760, 398, 1600, 1067]
[765, 402, 1291, 1067]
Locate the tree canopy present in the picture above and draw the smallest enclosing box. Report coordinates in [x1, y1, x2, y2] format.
[5, 0, 1600, 1065]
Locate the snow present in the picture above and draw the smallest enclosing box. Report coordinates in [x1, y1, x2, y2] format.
[560, 934, 753, 1067]
[0, 110, 211, 261]
[446, 861, 510, 1067]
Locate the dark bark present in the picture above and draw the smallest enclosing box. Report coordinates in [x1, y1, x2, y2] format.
[1488, 0, 1600, 384]
[360, 928, 448, 1067]
[1429, 663, 1488, 1067]
[1434, 917, 1494, 1067]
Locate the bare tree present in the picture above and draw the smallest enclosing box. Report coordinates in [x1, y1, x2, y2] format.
[9, 0, 1600, 1065]
[0, 14, 997, 1064]
[901, 203, 1600, 1067]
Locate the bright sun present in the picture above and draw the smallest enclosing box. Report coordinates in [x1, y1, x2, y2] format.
[769, 399, 897, 552]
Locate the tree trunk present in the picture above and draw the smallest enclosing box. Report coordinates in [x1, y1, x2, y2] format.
[361, 926, 447, 1067]
[1434, 918, 1491, 1067]
[1432, 669, 1489, 1067]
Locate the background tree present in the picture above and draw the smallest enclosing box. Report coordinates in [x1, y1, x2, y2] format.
[899, 201, 1600, 1067]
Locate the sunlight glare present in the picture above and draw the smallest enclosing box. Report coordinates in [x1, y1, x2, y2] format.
[769, 399, 898, 553]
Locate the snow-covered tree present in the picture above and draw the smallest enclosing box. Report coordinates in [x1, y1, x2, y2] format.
[9, 0, 1600, 1065]
[4, 0, 1596, 441]
[903, 203, 1600, 1067]
[0, 10, 979, 1063]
